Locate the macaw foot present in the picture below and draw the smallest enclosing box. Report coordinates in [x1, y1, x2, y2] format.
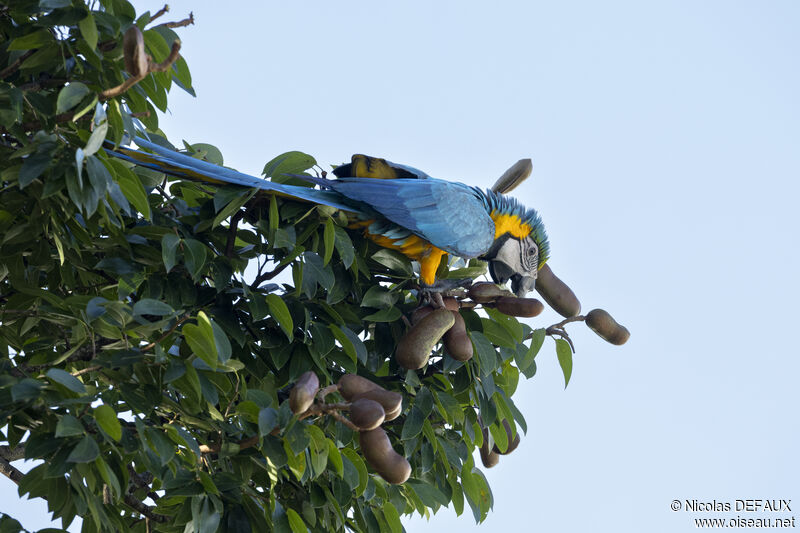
[419, 278, 472, 308]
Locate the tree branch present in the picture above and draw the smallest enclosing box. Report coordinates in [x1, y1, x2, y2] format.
[99, 40, 181, 101]
[250, 262, 290, 289]
[0, 49, 36, 79]
[0, 444, 25, 462]
[159, 12, 194, 28]
[148, 4, 169, 23]
[225, 210, 245, 258]
[141, 314, 190, 352]
[0, 455, 23, 484]
[123, 494, 168, 523]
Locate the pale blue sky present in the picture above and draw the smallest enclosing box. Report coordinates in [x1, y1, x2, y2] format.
[3, 1, 798, 531]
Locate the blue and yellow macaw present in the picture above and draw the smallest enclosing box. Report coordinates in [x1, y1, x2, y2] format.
[107, 138, 549, 296]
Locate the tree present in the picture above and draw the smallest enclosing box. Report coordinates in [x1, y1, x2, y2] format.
[0, 2, 628, 531]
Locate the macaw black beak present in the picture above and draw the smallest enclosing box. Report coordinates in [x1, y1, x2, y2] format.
[488, 259, 514, 286]
[510, 274, 536, 298]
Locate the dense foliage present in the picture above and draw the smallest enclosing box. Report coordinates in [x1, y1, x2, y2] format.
[0, 2, 586, 532]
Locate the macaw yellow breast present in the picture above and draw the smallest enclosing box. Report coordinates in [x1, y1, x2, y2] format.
[348, 219, 446, 285]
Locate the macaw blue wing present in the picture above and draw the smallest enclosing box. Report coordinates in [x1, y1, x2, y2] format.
[314, 177, 495, 258]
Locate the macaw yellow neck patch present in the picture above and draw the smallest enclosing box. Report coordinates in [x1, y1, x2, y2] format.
[491, 211, 532, 240]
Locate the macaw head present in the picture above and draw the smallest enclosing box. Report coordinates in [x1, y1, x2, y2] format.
[481, 191, 550, 297]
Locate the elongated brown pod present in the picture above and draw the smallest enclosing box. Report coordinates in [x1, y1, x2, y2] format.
[359, 427, 412, 484]
[585, 308, 630, 345]
[349, 398, 385, 431]
[289, 371, 319, 414]
[480, 427, 499, 468]
[352, 389, 403, 421]
[395, 308, 455, 369]
[492, 419, 520, 455]
[494, 296, 544, 318]
[123, 26, 148, 77]
[443, 311, 473, 361]
[468, 282, 514, 303]
[535, 264, 581, 317]
[338, 374, 381, 400]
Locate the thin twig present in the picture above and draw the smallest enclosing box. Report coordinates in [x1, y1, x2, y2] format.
[198, 435, 259, 454]
[160, 12, 194, 28]
[297, 402, 360, 431]
[123, 494, 168, 523]
[225, 210, 245, 258]
[141, 314, 190, 352]
[251, 262, 290, 289]
[0, 49, 36, 79]
[99, 40, 181, 101]
[148, 4, 169, 23]
[71, 365, 102, 377]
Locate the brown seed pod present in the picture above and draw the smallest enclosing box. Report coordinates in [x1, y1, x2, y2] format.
[383, 402, 402, 422]
[480, 432, 500, 468]
[492, 419, 521, 455]
[411, 298, 458, 324]
[494, 296, 545, 317]
[122, 26, 148, 77]
[395, 308, 455, 369]
[468, 282, 514, 303]
[443, 311, 473, 361]
[352, 389, 403, 421]
[535, 264, 581, 317]
[359, 427, 412, 484]
[411, 305, 435, 325]
[338, 374, 381, 401]
[441, 297, 460, 311]
[349, 398, 385, 431]
[585, 308, 630, 345]
[289, 371, 319, 415]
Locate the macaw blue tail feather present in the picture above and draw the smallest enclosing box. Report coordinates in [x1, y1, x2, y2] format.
[104, 137, 360, 213]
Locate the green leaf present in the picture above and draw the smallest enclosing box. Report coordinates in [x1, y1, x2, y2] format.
[327, 440, 343, 478]
[286, 508, 307, 533]
[45, 368, 86, 394]
[8, 29, 52, 50]
[262, 151, 317, 182]
[362, 307, 402, 322]
[83, 121, 108, 157]
[333, 225, 354, 269]
[161, 233, 179, 273]
[556, 338, 573, 388]
[56, 83, 90, 114]
[322, 217, 335, 265]
[470, 331, 497, 376]
[133, 298, 173, 317]
[401, 406, 425, 440]
[67, 435, 99, 463]
[190, 143, 223, 165]
[183, 239, 207, 279]
[341, 448, 368, 497]
[517, 328, 545, 375]
[94, 405, 122, 441]
[265, 294, 293, 340]
[18, 152, 51, 188]
[382, 503, 403, 533]
[11, 379, 43, 402]
[258, 407, 278, 436]
[55, 415, 84, 438]
[184, 312, 218, 369]
[360, 286, 397, 309]
[407, 479, 449, 507]
[109, 159, 151, 219]
[371, 249, 413, 276]
[78, 12, 98, 50]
